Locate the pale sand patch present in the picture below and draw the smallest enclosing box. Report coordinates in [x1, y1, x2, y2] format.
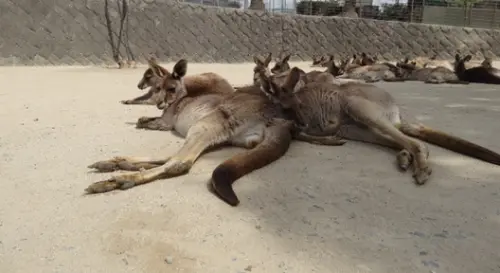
[1, 63, 499, 273]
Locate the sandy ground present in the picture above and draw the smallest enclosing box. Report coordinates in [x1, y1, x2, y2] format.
[1, 62, 500, 273]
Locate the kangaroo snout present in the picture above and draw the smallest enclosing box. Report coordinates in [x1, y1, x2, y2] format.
[137, 81, 146, 90]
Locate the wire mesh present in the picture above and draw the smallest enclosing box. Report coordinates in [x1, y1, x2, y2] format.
[179, 0, 500, 29]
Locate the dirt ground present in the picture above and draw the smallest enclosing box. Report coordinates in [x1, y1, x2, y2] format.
[1, 62, 500, 273]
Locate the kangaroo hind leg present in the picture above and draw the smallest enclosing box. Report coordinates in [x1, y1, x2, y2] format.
[339, 124, 413, 172]
[85, 111, 233, 194]
[344, 97, 432, 184]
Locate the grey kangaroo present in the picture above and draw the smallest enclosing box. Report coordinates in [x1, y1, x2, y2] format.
[258, 67, 500, 185]
[86, 58, 294, 207]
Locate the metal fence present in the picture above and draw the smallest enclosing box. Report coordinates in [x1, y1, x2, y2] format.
[184, 0, 500, 29]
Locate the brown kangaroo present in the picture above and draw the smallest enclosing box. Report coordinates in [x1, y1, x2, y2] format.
[454, 54, 500, 84]
[121, 58, 235, 105]
[268, 53, 344, 83]
[311, 55, 328, 67]
[337, 60, 405, 83]
[270, 53, 291, 75]
[120, 63, 165, 105]
[258, 67, 500, 185]
[85, 59, 295, 207]
[393, 57, 468, 84]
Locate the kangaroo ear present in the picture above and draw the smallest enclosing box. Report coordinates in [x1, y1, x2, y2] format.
[430, 54, 438, 60]
[464, 55, 472, 62]
[172, 59, 187, 79]
[282, 54, 291, 63]
[403, 57, 409, 64]
[282, 67, 304, 93]
[455, 53, 461, 62]
[361, 52, 367, 58]
[253, 55, 264, 66]
[328, 54, 334, 61]
[264, 52, 272, 67]
[148, 57, 168, 77]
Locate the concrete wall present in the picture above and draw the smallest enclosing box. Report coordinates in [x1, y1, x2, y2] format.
[1, 0, 500, 66]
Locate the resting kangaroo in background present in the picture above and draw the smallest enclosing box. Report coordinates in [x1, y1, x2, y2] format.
[121, 57, 235, 105]
[394, 58, 468, 84]
[454, 54, 500, 84]
[86, 58, 295, 207]
[269, 53, 344, 83]
[311, 55, 328, 67]
[259, 67, 500, 185]
[338, 60, 405, 83]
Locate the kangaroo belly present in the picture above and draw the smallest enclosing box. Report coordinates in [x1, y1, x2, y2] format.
[230, 121, 266, 148]
[174, 94, 223, 137]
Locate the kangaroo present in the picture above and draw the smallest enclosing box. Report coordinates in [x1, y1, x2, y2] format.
[393, 58, 469, 84]
[338, 60, 405, 83]
[268, 53, 344, 84]
[422, 55, 454, 71]
[121, 58, 235, 105]
[120, 64, 166, 105]
[85, 58, 295, 207]
[258, 67, 500, 185]
[270, 53, 291, 75]
[454, 54, 500, 84]
[480, 57, 500, 77]
[357, 52, 378, 66]
[311, 55, 328, 67]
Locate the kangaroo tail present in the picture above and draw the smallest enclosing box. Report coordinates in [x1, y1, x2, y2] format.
[399, 122, 500, 166]
[211, 119, 293, 206]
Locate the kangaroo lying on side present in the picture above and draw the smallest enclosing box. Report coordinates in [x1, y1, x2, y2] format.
[270, 53, 344, 83]
[121, 58, 235, 105]
[338, 58, 405, 83]
[454, 54, 500, 84]
[393, 58, 469, 84]
[86, 59, 295, 207]
[258, 67, 500, 185]
[311, 55, 328, 67]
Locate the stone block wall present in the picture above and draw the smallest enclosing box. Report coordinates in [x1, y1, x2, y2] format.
[1, 0, 499, 65]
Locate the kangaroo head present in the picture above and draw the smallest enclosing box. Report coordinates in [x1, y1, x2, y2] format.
[258, 67, 305, 109]
[481, 57, 493, 69]
[149, 58, 188, 110]
[140, 57, 168, 90]
[454, 53, 472, 74]
[270, 53, 291, 75]
[253, 52, 272, 85]
[360, 52, 376, 66]
[325, 55, 343, 76]
[311, 55, 326, 67]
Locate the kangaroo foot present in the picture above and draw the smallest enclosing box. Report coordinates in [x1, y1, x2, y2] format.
[88, 156, 167, 173]
[412, 165, 432, 185]
[136, 116, 172, 131]
[396, 149, 413, 172]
